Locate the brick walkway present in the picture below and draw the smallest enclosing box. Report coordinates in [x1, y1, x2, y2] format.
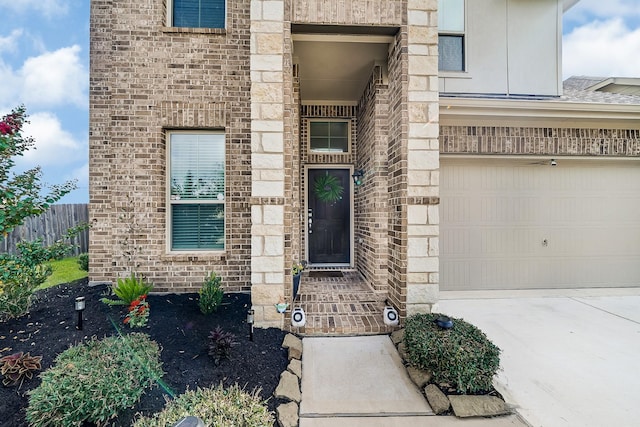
[286, 270, 396, 336]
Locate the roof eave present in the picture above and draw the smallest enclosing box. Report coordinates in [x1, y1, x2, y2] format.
[439, 97, 640, 128]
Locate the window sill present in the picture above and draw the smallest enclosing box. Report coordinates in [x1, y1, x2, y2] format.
[162, 26, 226, 35]
[439, 71, 472, 79]
[161, 251, 226, 262]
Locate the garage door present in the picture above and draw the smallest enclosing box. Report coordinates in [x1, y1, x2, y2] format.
[440, 158, 640, 291]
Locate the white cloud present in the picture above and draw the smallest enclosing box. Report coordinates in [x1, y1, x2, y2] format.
[0, 0, 69, 18]
[0, 29, 23, 53]
[565, 0, 640, 23]
[68, 162, 89, 189]
[0, 45, 88, 109]
[17, 112, 86, 167]
[563, 18, 640, 78]
[21, 45, 88, 108]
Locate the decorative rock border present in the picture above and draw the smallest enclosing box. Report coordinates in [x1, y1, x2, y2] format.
[273, 330, 511, 426]
[391, 328, 511, 418]
[275, 334, 303, 427]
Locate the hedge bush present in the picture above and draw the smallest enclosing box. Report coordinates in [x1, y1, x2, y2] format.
[404, 313, 500, 393]
[133, 384, 274, 427]
[27, 333, 163, 426]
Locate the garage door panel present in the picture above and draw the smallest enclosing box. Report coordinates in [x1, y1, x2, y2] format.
[441, 159, 640, 290]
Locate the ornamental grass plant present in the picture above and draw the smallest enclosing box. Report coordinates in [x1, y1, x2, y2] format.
[133, 384, 273, 427]
[26, 333, 163, 426]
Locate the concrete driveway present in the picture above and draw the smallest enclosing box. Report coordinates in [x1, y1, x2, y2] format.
[438, 288, 640, 427]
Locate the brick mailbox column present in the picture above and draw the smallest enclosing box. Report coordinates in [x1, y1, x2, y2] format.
[250, 0, 287, 327]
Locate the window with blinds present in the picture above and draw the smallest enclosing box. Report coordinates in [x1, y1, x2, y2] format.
[169, 132, 225, 251]
[438, 0, 465, 72]
[171, 0, 226, 29]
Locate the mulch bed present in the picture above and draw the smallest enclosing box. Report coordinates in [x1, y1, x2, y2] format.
[0, 279, 289, 427]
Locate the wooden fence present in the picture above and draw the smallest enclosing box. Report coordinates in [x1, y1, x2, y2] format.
[0, 204, 89, 256]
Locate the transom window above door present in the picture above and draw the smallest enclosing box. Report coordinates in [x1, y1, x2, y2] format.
[309, 120, 350, 153]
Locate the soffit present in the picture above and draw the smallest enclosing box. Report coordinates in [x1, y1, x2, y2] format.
[440, 97, 640, 129]
[293, 35, 391, 105]
[587, 78, 640, 96]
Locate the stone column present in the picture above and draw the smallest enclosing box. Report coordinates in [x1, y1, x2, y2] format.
[250, 0, 287, 327]
[405, 0, 440, 315]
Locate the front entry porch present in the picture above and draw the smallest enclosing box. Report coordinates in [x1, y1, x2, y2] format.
[286, 270, 396, 335]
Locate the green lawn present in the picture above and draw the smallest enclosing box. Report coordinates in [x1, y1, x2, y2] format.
[39, 256, 88, 289]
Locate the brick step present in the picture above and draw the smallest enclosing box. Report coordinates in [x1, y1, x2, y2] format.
[285, 274, 397, 336]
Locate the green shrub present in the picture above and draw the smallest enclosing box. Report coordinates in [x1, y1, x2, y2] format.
[100, 272, 153, 306]
[404, 313, 501, 394]
[0, 239, 74, 318]
[0, 351, 42, 387]
[77, 253, 89, 271]
[26, 333, 163, 426]
[198, 272, 223, 314]
[0, 260, 51, 319]
[133, 384, 274, 427]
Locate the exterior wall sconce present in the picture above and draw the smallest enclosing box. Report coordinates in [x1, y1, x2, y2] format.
[75, 296, 85, 330]
[351, 169, 364, 186]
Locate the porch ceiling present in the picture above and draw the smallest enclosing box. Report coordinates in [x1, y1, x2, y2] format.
[293, 35, 392, 105]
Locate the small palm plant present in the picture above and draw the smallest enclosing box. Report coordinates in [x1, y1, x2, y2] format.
[100, 273, 153, 306]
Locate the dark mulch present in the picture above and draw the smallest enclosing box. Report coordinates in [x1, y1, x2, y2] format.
[0, 279, 289, 427]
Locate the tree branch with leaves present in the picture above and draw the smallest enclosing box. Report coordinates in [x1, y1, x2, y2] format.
[0, 105, 76, 236]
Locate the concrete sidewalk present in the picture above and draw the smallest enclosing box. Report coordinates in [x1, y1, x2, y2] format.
[299, 335, 528, 427]
[439, 288, 640, 427]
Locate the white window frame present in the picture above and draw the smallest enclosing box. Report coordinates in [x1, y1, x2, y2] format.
[307, 119, 352, 154]
[167, 130, 226, 253]
[438, 0, 467, 73]
[166, 0, 227, 29]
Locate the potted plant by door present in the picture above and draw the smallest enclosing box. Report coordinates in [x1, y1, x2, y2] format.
[292, 261, 305, 300]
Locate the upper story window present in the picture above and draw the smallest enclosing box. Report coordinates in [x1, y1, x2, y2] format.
[309, 120, 350, 153]
[169, 0, 226, 29]
[438, 0, 465, 72]
[168, 132, 225, 251]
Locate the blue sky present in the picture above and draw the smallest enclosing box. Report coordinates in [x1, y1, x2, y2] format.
[0, 0, 639, 204]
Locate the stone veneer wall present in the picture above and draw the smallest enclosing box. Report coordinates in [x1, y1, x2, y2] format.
[404, 0, 440, 316]
[89, 0, 253, 293]
[441, 126, 640, 156]
[250, 0, 288, 327]
[356, 69, 390, 291]
[385, 1, 440, 318]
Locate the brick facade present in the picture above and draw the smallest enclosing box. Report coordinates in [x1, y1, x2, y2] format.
[441, 126, 640, 156]
[356, 69, 390, 292]
[91, 0, 635, 328]
[90, 0, 440, 326]
[89, 0, 253, 292]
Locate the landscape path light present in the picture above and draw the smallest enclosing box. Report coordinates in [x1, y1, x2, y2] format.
[75, 296, 85, 330]
[247, 309, 255, 341]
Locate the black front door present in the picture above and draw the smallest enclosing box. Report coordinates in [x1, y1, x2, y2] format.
[307, 168, 351, 264]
